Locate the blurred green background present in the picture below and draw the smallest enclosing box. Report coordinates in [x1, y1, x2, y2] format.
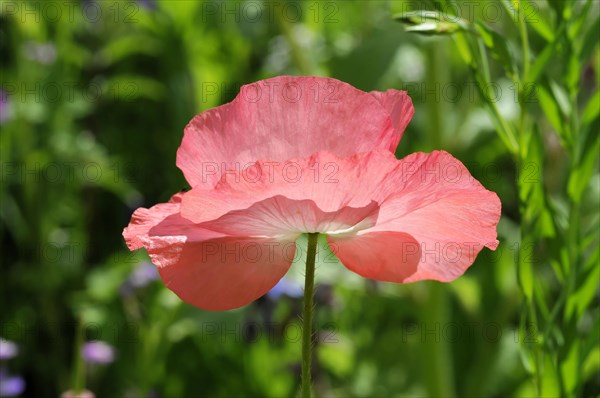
[1, 0, 598, 397]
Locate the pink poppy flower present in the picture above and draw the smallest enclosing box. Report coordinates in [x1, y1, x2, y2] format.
[123, 76, 500, 311]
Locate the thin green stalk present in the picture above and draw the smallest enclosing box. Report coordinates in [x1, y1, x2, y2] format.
[517, 3, 531, 83]
[275, 8, 312, 75]
[422, 41, 455, 398]
[527, 291, 543, 396]
[564, 91, 582, 396]
[425, 42, 446, 148]
[72, 316, 85, 394]
[301, 233, 319, 398]
[514, 7, 545, 395]
[564, 204, 581, 390]
[516, 0, 531, 163]
[470, 38, 519, 153]
[137, 303, 184, 396]
[421, 283, 455, 397]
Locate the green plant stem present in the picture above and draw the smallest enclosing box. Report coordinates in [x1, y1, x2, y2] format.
[517, 3, 530, 83]
[275, 8, 312, 75]
[422, 283, 455, 397]
[566, 88, 582, 397]
[301, 233, 319, 398]
[72, 316, 85, 393]
[470, 38, 519, 153]
[515, 8, 548, 396]
[528, 294, 543, 396]
[422, 41, 455, 398]
[425, 42, 446, 148]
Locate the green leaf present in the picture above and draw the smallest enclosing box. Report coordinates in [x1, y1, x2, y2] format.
[568, 121, 600, 203]
[583, 345, 600, 382]
[546, 0, 566, 17]
[474, 22, 517, 78]
[518, 247, 534, 300]
[580, 14, 600, 63]
[536, 83, 565, 138]
[541, 354, 561, 396]
[501, 0, 554, 43]
[582, 219, 600, 254]
[521, 0, 555, 41]
[318, 337, 355, 377]
[101, 75, 166, 102]
[518, 125, 556, 239]
[559, 339, 580, 396]
[567, 0, 594, 40]
[394, 10, 471, 36]
[565, 50, 581, 94]
[86, 261, 132, 302]
[452, 32, 474, 66]
[518, 311, 537, 371]
[99, 34, 163, 66]
[533, 281, 551, 320]
[526, 40, 557, 83]
[581, 89, 600, 128]
[565, 244, 600, 319]
[548, 80, 571, 116]
[499, 0, 518, 23]
[582, 317, 600, 380]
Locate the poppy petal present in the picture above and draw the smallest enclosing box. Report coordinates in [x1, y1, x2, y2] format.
[201, 196, 379, 238]
[143, 234, 295, 310]
[122, 193, 184, 250]
[327, 231, 421, 282]
[125, 194, 294, 310]
[370, 89, 414, 151]
[365, 151, 501, 282]
[180, 150, 399, 226]
[177, 76, 413, 187]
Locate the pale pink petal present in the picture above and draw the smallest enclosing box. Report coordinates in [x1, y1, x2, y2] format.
[370, 89, 414, 150]
[177, 76, 413, 187]
[125, 149, 499, 305]
[363, 151, 501, 282]
[144, 234, 295, 310]
[201, 195, 379, 238]
[327, 232, 421, 282]
[122, 193, 184, 250]
[126, 198, 297, 310]
[180, 150, 400, 227]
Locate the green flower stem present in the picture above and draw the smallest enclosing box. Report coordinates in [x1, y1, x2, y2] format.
[72, 316, 85, 393]
[301, 233, 319, 398]
[422, 41, 455, 398]
[275, 7, 312, 75]
[517, 1, 530, 84]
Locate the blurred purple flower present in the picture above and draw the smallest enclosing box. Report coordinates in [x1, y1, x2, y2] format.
[120, 261, 159, 296]
[23, 41, 57, 65]
[0, 369, 25, 397]
[81, 341, 115, 365]
[129, 261, 159, 288]
[138, 0, 157, 10]
[0, 90, 13, 125]
[267, 278, 303, 300]
[0, 339, 18, 360]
